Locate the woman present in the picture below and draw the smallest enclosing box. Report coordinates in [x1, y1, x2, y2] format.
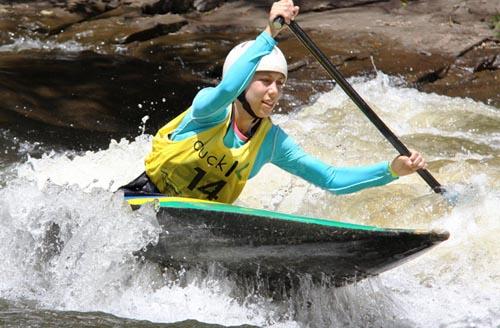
[121, 0, 426, 203]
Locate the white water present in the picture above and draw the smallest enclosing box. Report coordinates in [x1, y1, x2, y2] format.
[0, 36, 88, 53]
[1, 74, 499, 327]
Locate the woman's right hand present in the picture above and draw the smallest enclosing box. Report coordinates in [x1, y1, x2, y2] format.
[266, 0, 300, 37]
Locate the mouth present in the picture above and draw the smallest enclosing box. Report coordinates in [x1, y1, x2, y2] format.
[261, 100, 274, 109]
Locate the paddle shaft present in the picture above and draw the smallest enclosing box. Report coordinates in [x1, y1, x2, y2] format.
[275, 18, 444, 194]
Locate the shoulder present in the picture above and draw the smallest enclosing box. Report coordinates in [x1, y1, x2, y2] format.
[266, 123, 298, 148]
[263, 120, 286, 136]
[261, 122, 304, 161]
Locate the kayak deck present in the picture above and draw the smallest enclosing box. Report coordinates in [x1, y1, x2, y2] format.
[125, 194, 449, 291]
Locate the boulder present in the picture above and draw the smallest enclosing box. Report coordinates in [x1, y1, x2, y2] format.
[67, 0, 123, 16]
[54, 13, 187, 49]
[0, 51, 201, 147]
[137, 0, 193, 15]
[193, 0, 225, 12]
[0, 4, 84, 39]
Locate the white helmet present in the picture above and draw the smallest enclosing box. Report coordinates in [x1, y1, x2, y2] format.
[222, 41, 288, 81]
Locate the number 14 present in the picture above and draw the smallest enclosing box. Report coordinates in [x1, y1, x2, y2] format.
[187, 167, 226, 200]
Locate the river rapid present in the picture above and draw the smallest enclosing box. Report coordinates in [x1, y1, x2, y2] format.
[1, 55, 499, 327]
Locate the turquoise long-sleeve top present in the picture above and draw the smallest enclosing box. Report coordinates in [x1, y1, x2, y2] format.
[169, 31, 397, 195]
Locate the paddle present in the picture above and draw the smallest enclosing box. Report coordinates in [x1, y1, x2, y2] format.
[274, 17, 445, 195]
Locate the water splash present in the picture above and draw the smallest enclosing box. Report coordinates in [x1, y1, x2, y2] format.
[16, 136, 150, 192]
[0, 37, 88, 53]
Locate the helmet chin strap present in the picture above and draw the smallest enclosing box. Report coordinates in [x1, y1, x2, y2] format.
[237, 91, 261, 123]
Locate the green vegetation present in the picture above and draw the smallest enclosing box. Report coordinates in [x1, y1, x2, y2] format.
[491, 14, 500, 38]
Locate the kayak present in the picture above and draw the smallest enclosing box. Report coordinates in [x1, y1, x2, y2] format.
[125, 193, 449, 291]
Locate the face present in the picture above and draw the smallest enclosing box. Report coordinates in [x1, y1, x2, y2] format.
[244, 71, 285, 118]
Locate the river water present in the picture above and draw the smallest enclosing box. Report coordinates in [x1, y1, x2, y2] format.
[1, 45, 499, 326]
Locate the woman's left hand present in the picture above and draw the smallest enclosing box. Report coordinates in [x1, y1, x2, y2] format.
[390, 150, 427, 176]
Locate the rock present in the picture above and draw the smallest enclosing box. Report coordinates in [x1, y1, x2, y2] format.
[36, 8, 86, 34]
[292, 0, 390, 12]
[122, 14, 188, 43]
[474, 54, 500, 72]
[54, 13, 187, 48]
[67, 0, 122, 16]
[138, 0, 172, 15]
[166, 0, 193, 14]
[138, 0, 193, 15]
[491, 55, 500, 70]
[0, 51, 201, 147]
[0, 4, 84, 38]
[126, 0, 390, 16]
[0, 6, 20, 44]
[193, 0, 224, 12]
[418, 39, 500, 107]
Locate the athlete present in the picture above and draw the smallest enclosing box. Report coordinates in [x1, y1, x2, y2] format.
[120, 0, 427, 203]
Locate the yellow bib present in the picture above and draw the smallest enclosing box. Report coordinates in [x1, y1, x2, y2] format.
[145, 108, 272, 204]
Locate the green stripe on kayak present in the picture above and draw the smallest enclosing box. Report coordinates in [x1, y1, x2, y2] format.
[159, 199, 387, 232]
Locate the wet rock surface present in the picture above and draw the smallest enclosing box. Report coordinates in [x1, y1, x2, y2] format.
[0, 0, 498, 149]
[0, 51, 200, 148]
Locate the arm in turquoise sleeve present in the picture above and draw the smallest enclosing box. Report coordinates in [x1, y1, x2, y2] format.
[170, 32, 277, 141]
[269, 127, 398, 194]
[190, 31, 277, 123]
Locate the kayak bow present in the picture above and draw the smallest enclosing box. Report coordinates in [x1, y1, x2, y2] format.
[125, 193, 449, 291]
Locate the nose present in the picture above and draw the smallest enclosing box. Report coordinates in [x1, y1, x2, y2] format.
[267, 81, 280, 97]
